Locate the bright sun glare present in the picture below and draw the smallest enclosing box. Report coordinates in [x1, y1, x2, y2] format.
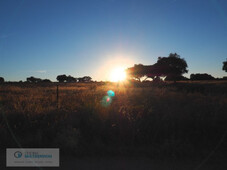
[110, 67, 126, 82]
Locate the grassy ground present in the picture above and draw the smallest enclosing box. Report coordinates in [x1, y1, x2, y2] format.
[0, 81, 227, 169]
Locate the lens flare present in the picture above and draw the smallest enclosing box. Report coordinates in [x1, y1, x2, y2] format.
[107, 90, 115, 97]
[101, 96, 112, 107]
[101, 90, 115, 107]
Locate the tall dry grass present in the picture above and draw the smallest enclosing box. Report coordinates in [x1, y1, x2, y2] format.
[0, 81, 227, 158]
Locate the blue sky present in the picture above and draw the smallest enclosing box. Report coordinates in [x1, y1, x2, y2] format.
[0, 0, 227, 81]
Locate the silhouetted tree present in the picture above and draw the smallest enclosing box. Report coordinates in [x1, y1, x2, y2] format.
[126, 64, 147, 81]
[56, 74, 67, 82]
[153, 53, 188, 82]
[145, 64, 165, 80]
[223, 59, 227, 72]
[82, 76, 92, 82]
[190, 73, 215, 80]
[77, 76, 92, 82]
[77, 78, 83, 82]
[27, 76, 34, 83]
[165, 75, 189, 81]
[42, 79, 52, 83]
[0, 77, 4, 83]
[126, 53, 188, 82]
[27, 76, 42, 83]
[66, 75, 77, 82]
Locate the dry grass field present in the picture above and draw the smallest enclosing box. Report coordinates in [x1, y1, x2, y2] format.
[0, 81, 227, 169]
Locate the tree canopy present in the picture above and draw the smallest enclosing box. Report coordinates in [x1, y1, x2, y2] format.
[56, 74, 68, 82]
[126, 53, 188, 82]
[42, 79, 52, 83]
[0, 77, 4, 83]
[126, 64, 147, 81]
[66, 75, 77, 82]
[190, 73, 215, 80]
[27, 76, 42, 83]
[78, 76, 92, 82]
[223, 59, 227, 72]
[154, 53, 188, 77]
[56, 75, 92, 83]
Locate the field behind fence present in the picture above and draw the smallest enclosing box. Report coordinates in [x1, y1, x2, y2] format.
[0, 81, 227, 159]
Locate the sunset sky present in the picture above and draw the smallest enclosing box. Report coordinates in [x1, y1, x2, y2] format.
[0, 0, 227, 81]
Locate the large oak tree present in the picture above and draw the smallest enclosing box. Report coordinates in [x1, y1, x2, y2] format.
[126, 53, 188, 82]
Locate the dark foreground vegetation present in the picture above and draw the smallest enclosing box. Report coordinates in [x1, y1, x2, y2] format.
[0, 81, 227, 163]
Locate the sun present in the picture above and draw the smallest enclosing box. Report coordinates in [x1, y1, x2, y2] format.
[110, 67, 126, 82]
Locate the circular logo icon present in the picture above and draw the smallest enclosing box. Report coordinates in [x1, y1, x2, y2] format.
[14, 151, 22, 158]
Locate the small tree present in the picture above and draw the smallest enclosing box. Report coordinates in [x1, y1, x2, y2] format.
[42, 79, 52, 83]
[82, 76, 92, 82]
[165, 75, 189, 81]
[77, 76, 92, 82]
[27, 76, 42, 83]
[66, 75, 77, 82]
[223, 59, 227, 72]
[190, 73, 215, 80]
[0, 77, 4, 83]
[56, 74, 67, 82]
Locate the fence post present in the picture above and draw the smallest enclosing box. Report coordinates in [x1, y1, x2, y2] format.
[56, 85, 59, 109]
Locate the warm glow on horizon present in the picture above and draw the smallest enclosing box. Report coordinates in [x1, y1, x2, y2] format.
[95, 54, 136, 81]
[110, 67, 126, 82]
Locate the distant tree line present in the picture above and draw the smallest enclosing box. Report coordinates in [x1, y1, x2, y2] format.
[25, 75, 92, 83]
[0, 75, 92, 83]
[0, 57, 226, 83]
[56, 75, 92, 83]
[26, 76, 52, 83]
[190, 73, 215, 80]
